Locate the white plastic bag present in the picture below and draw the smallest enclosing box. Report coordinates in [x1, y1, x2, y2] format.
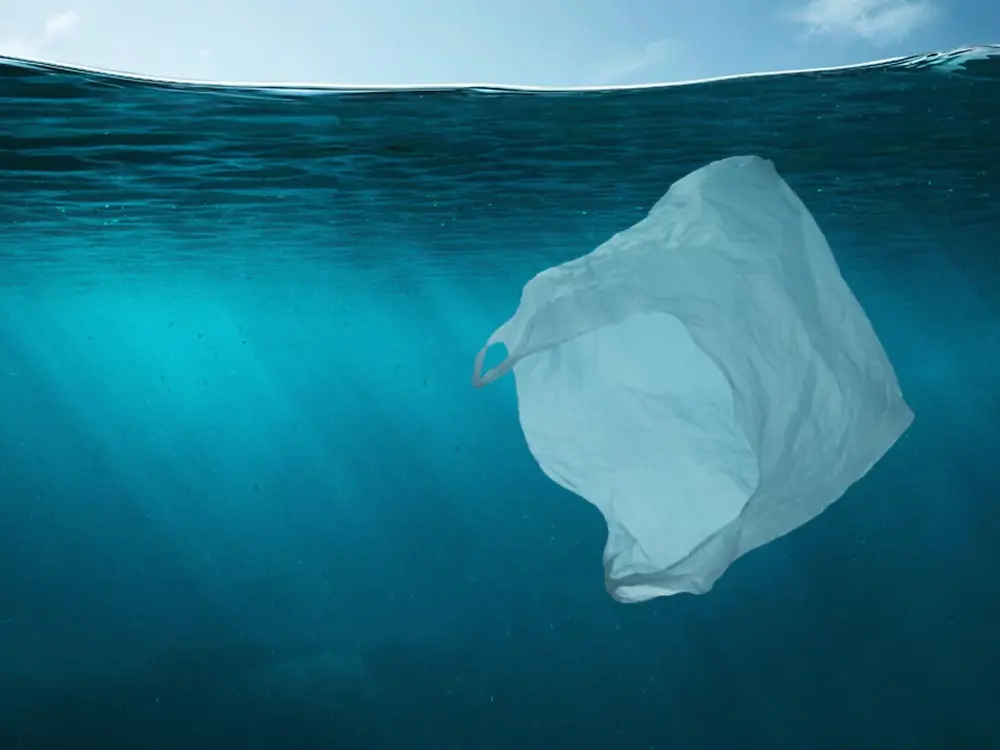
[473, 155, 913, 602]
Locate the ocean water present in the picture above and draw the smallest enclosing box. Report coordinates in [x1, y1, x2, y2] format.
[0, 46, 998, 748]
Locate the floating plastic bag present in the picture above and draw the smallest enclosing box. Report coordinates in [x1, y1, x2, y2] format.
[473, 155, 913, 603]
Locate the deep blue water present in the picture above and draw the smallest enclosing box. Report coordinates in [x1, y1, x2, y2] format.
[0, 47, 998, 749]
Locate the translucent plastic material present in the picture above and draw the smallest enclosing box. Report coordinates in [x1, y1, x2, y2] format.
[473, 155, 914, 602]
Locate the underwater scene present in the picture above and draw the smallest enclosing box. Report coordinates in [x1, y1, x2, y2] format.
[0, 46, 998, 748]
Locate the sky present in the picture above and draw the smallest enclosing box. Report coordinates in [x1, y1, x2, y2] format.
[0, 0, 996, 86]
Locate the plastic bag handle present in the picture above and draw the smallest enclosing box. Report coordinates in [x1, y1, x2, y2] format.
[471, 345, 514, 388]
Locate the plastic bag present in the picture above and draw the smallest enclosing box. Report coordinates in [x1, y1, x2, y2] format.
[473, 155, 913, 602]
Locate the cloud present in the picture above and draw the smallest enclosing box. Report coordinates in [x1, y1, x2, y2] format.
[0, 10, 81, 60]
[790, 0, 937, 44]
[593, 37, 683, 84]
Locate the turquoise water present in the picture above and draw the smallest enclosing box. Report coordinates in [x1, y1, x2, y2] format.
[1, 47, 998, 748]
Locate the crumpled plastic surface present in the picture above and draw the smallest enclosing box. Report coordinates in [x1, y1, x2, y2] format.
[473, 155, 914, 602]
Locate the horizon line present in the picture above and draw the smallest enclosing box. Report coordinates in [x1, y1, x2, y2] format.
[0, 44, 996, 94]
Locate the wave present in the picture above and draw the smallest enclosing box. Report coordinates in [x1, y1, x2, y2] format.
[0, 44, 997, 97]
